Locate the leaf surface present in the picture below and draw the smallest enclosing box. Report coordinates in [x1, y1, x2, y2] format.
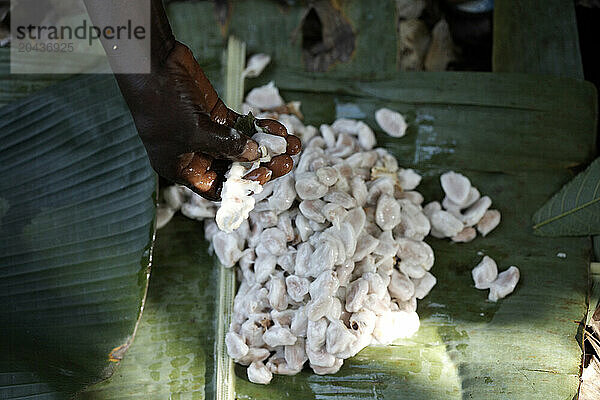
[0, 75, 156, 398]
[533, 158, 600, 236]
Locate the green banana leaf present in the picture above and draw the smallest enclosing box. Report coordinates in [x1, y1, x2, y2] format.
[0, 75, 156, 398]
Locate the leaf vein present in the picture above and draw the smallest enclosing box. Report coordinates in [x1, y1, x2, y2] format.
[533, 196, 600, 230]
[574, 168, 591, 206]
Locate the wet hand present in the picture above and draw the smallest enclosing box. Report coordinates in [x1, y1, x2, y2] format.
[116, 41, 300, 200]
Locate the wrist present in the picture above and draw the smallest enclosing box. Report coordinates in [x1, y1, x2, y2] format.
[150, 0, 175, 70]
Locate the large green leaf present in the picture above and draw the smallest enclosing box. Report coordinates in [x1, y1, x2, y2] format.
[0, 75, 156, 398]
[533, 157, 600, 236]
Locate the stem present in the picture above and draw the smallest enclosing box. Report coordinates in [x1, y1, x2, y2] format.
[215, 263, 236, 400]
[215, 35, 245, 400]
[224, 36, 246, 113]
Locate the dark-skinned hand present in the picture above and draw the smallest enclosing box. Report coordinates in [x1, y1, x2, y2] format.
[116, 41, 300, 200]
[83, 0, 300, 201]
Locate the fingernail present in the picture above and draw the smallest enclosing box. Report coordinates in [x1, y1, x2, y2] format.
[210, 100, 229, 125]
[239, 139, 260, 161]
[286, 135, 302, 155]
[256, 119, 288, 137]
[265, 154, 293, 179]
[243, 167, 273, 185]
[189, 170, 217, 192]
